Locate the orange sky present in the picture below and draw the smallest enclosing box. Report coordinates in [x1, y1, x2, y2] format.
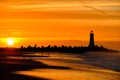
[0, 0, 120, 47]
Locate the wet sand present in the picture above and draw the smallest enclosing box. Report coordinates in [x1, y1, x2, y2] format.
[15, 52, 120, 80]
[0, 56, 70, 80]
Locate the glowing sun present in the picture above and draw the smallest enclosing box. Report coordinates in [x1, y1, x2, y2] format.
[7, 38, 14, 46]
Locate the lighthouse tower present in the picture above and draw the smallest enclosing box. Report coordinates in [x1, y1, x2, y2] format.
[89, 31, 95, 48]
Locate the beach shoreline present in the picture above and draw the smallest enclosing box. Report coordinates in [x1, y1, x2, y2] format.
[13, 52, 120, 80]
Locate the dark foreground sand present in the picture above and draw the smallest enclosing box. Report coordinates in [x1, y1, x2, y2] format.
[1, 52, 120, 80]
[0, 57, 70, 80]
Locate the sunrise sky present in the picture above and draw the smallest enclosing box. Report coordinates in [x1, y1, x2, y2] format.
[0, 0, 120, 47]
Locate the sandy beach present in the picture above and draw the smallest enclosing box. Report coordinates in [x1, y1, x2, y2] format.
[13, 52, 120, 80]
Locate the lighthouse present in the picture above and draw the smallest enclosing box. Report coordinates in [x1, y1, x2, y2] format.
[89, 31, 95, 48]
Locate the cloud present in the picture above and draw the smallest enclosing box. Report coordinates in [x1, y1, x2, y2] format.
[0, 0, 120, 20]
